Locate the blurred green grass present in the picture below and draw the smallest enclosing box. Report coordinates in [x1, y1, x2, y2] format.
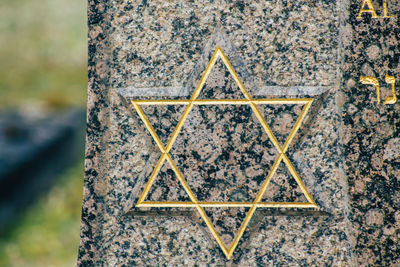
[0, 0, 87, 265]
[0, 0, 87, 110]
[0, 163, 84, 267]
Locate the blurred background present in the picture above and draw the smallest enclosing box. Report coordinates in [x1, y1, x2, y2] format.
[0, 0, 87, 266]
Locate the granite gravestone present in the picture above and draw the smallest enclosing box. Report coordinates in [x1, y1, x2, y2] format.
[79, 1, 399, 265]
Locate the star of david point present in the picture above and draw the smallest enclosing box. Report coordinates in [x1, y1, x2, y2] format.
[130, 47, 319, 259]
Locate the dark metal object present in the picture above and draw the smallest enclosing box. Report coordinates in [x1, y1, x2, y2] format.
[0, 109, 86, 232]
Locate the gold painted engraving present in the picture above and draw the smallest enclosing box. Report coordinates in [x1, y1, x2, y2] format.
[383, 0, 397, 18]
[360, 76, 381, 103]
[357, 0, 397, 19]
[360, 75, 397, 104]
[357, 0, 379, 19]
[132, 47, 319, 259]
[384, 75, 397, 104]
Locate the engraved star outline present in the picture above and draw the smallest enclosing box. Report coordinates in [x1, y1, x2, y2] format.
[131, 47, 319, 259]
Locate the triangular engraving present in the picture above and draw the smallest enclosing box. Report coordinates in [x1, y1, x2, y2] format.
[261, 161, 308, 203]
[141, 104, 187, 146]
[197, 57, 245, 99]
[203, 207, 249, 250]
[145, 158, 191, 202]
[256, 104, 304, 146]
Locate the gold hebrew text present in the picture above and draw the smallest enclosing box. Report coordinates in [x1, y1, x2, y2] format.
[360, 76, 381, 104]
[360, 75, 397, 104]
[384, 75, 397, 104]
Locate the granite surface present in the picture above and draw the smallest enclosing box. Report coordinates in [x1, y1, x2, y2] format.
[341, 1, 400, 265]
[79, 0, 398, 266]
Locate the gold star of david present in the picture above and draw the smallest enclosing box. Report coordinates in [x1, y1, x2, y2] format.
[131, 47, 319, 259]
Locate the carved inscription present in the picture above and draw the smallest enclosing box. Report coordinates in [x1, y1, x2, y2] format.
[360, 75, 397, 104]
[357, 0, 397, 19]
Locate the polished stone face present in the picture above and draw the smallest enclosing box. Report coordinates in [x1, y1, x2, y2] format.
[108, 1, 339, 90]
[79, 0, 400, 266]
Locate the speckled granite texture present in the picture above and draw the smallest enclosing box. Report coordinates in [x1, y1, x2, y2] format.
[79, 0, 398, 266]
[342, 1, 400, 266]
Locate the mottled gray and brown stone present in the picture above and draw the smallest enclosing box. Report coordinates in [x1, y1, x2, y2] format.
[79, 0, 399, 266]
